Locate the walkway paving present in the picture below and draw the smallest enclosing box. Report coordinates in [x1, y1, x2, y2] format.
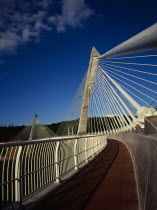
[31, 139, 139, 210]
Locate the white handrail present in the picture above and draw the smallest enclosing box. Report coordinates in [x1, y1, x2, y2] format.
[0, 135, 107, 209]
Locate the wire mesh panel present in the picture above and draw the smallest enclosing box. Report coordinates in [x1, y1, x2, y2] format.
[59, 140, 75, 175]
[86, 137, 94, 158]
[77, 138, 86, 165]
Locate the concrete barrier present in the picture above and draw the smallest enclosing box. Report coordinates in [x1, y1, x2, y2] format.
[145, 117, 157, 135]
[108, 133, 157, 210]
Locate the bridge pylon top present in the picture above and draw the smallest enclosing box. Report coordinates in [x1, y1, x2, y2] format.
[91, 46, 100, 58]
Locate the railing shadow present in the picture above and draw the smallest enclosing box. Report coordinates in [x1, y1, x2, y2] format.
[32, 139, 119, 210]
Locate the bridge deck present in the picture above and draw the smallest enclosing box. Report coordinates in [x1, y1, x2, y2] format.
[31, 139, 139, 210]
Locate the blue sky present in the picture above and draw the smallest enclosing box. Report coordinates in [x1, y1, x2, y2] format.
[0, 0, 157, 126]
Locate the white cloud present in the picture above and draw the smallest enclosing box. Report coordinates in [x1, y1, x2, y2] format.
[0, 31, 21, 53]
[0, 1, 52, 53]
[0, 0, 94, 54]
[37, 0, 53, 9]
[35, 21, 51, 32]
[22, 28, 39, 43]
[49, 0, 94, 32]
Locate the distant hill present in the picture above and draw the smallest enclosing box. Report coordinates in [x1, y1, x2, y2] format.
[0, 125, 25, 142]
[0, 122, 60, 142]
[0, 115, 133, 142]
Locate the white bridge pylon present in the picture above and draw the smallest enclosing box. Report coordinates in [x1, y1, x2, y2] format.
[78, 23, 157, 135]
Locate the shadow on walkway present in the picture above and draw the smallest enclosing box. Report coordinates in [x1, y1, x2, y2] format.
[32, 139, 138, 210]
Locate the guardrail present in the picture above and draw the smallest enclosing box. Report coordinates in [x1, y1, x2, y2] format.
[108, 132, 157, 210]
[0, 135, 107, 209]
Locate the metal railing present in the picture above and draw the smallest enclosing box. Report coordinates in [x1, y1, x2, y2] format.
[0, 135, 107, 209]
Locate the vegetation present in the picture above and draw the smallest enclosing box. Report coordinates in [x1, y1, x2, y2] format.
[0, 123, 60, 142]
[0, 115, 133, 142]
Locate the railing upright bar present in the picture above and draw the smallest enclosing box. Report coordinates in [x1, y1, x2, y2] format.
[15, 146, 22, 202]
[20, 146, 26, 200]
[6, 147, 12, 202]
[45, 142, 50, 184]
[30, 144, 34, 194]
[74, 139, 78, 169]
[33, 143, 38, 192]
[2, 147, 8, 204]
[42, 142, 47, 187]
[11, 147, 16, 202]
[20, 146, 24, 206]
[49, 143, 54, 182]
[55, 141, 60, 183]
[46, 143, 50, 183]
[27, 145, 31, 195]
[36, 143, 41, 190]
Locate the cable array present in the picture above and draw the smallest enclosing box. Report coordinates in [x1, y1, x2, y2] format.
[87, 52, 157, 134]
[98, 52, 157, 108]
[56, 73, 87, 136]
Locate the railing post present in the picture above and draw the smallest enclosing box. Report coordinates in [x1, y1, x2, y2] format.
[74, 139, 78, 169]
[15, 146, 22, 202]
[19, 150, 23, 207]
[85, 138, 89, 162]
[55, 141, 60, 183]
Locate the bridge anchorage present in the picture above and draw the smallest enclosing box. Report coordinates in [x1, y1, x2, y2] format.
[1, 23, 157, 210]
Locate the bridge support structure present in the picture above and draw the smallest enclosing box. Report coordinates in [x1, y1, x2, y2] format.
[78, 23, 157, 135]
[97, 23, 157, 128]
[77, 47, 100, 135]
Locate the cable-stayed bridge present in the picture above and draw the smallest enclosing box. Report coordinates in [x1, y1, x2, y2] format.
[1, 23, 157, 210]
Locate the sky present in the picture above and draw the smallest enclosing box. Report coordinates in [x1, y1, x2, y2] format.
[0, 0, 157, 126]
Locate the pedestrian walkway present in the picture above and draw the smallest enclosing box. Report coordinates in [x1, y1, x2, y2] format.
[31, 139, 139, 210]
